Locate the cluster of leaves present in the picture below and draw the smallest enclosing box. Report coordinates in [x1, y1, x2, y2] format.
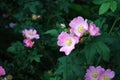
[0, 0, 120, 80]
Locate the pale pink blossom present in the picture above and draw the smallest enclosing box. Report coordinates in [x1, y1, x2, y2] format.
[0, 66, 6, 76]
[57, 32, 79, 55]
[23, 38, 34, 48]
[22, 29, 40, 39]
[89, 22, 100, 36]
[99, 69, 115, 80]
[69, 16, 88, 37]
[85, 66, 105, 80]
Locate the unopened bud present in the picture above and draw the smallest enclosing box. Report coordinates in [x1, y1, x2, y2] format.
[6, 74, 13, 80]
[32, 14, 37, 20]
[60, 23, 66, 28]
[47, 70, 52, 75]
[37, 15, 41, 19]
[80, 37, 84, 43]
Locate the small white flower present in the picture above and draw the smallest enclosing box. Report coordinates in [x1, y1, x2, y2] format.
[60, 23, 66, 28]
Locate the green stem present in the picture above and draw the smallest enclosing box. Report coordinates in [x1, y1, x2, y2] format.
[63, 56, 67, 80]
[109, 17, 120, 34]
[96, 56, 102, 66]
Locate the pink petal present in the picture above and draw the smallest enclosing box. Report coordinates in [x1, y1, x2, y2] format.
[0, 66, 6, 76]
[60, 46, 74, 55]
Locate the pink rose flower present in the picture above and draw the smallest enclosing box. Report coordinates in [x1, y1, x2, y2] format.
[99, 69, 115, 80]
[57, 32, 79, 55]
[0, 66, 6, 76]
[89, 22, 100, 36]
[69, 16, 88, 37]
[22, 29, 40, 39]
[23, 38, 35, 48]
[85, 66, 105, 80]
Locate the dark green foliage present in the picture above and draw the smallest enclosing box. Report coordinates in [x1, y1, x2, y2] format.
[0, 0, 120, 80]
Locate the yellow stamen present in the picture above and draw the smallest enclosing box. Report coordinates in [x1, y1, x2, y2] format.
[66, 39, 72, 46]
[104, 76, 109, 80]
[92, 72, 98, 78]
[28, 33, 33, 36]
[78, 26, 84, 33]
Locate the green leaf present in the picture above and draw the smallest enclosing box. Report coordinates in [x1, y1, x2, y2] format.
[93, 0, 105, 5]
[44, 29, 59, 37]
[110, 1, 117, 12]
[24, 1, 39, 13]
[99, 2, 110, 15]
[7, 46, 16, 53]
[95, 42, 110, 61]
[7, 41, 25, 54]
[55, 56, 66, 75]
[55, 54, 85, 79]
[30, 55, 41, 62]
[29, 50, 42, 62]
[94, 17, 106, 29]
[50, 76, 61, 80]
[82, 43, 97, 64]
[70, 3, 82, 12]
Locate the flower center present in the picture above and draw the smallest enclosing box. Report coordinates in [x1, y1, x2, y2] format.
[66, 39, 72, 46]
[92, 72, 98, 78]
[104, 76, 109, 80]
[28, 33, 33, 36]
[78, 26, 84, 33]
[29, 41, 33, 45]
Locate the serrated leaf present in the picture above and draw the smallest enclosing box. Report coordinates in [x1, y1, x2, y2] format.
[7, 41, 25, 54]
[44, 29, 59, 36]
[29, 50, 42, 62]
[50, 76, 61, 80]
[24, 1, 39, 13]
[110, 1, 117, 12]
[94, 17, 106, 29]
[99, 2, 110, 15]
[7, 46, 16, 53]
[55, 55, 84, 79]
[31, 55, 41, 62]
[93, 0, 105, 5]
[70, 3, 82, 12]
[95, 42, 110, 61]
[83, 43, 97, 64]
[29, 5, 36, 13]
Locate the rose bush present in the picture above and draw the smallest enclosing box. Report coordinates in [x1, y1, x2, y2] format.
[0, 0, 120, 80]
